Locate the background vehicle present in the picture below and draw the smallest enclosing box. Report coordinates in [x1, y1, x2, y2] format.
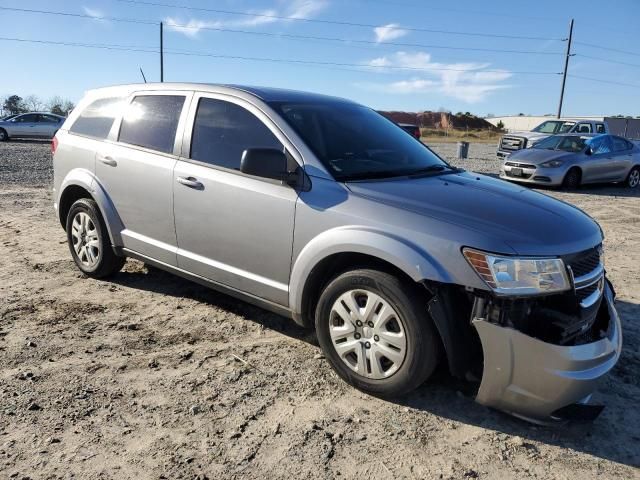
[398, 122, 421, 140]
[497, 119, 608, 157]
[0, 112, 65, 141]
[53, 83, 621, 422]
[500, 133, 640, 188]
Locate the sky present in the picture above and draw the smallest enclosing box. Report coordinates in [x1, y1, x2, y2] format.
[3, 0, 640, 116]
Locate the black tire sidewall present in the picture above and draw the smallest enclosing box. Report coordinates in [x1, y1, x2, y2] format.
[564, 169, 580, 189]
[315, 269, 439, 398]
[0, 129, 7, 141]
[627, 167, 640, 188]
[65, 199, 109, 275]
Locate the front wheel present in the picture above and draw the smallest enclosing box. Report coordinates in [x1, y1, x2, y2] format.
[626, 167, 640, 188]
[563, 168, 581, 189]
[0, 128, 8, 141]
[315, 269, 440, 398]
[66, 198, 125, 278]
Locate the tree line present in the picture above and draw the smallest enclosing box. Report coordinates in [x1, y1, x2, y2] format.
[2, 94, 75, 117]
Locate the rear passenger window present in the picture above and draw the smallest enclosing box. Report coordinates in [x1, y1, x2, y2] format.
[588, 136, 612, 155]
[119, 95, 185, 154]
[576, 124, 592, 133]
[190, 98, 282, 170]
[596, 123, 606, 134]
[70, 97, 124, 139]
[612, 136, 631, 152]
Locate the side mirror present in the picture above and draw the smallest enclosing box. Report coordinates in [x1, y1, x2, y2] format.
[584, 147, 593, 156]
[240, 148, 288, 181]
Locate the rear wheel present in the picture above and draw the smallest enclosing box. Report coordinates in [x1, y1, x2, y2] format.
[0, 128, 8, 141]
[563, 168, 581, 189]
[315, 269, 440, 398]
[627, 167, 640, 188]
[66, 198, 125, 278]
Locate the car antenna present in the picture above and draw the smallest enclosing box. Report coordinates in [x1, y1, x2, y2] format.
[139, 67, 147, 83]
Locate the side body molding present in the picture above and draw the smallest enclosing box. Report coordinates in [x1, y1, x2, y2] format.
[288, 226, 452, 315]
[58, 168, 125, 246]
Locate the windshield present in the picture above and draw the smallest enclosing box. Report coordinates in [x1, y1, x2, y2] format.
[532, 135, 588, 153]
[532, 120, 576, 134]
[270, 101, 451, 181]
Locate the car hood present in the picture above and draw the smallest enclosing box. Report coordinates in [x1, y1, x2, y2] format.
[507, 148, 575, 165]
[346, 171, 601, 256]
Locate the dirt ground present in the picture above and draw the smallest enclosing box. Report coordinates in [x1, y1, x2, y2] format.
[1, 141, 639, 479]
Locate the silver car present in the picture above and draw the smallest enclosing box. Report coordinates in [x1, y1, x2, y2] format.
[500, 133, 640, 188]
[0, 112, 65, 141]
[52, 83, 621, 423]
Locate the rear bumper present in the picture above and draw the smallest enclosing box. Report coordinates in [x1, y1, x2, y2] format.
[473, 282, 622, 422]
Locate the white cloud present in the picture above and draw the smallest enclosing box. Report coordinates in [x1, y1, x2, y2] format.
[374, 23, 409, 43]
[287, 0, 329, 19]
[164, 16, 223, 38]
[83, 6, 109, 24]
[164, 0, 329, 38]
[359, 51, 512, 103]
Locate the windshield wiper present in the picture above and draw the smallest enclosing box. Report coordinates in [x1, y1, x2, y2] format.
[408, 164, 461, 178]
[336, 170, 410, 181]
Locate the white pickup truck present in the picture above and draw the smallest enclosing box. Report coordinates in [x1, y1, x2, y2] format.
[496, 119, 608, 157]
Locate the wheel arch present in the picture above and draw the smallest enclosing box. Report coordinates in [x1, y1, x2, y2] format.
[57, 169, 124, 246]
[289, 227, 452, 328]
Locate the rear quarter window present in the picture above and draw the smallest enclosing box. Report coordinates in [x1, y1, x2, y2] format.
[118, 95, 185, 154]
[70, 97, 124, 139]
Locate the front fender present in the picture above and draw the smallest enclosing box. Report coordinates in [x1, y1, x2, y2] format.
[58, 168, 124, 246]
[289, 226, 452, 315]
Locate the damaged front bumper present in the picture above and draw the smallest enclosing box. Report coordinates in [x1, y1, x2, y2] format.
[473, 281, 622, 422]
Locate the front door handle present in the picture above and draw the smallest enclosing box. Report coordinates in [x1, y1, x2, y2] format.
[98, 156, 117, 167]
[177, 176, 204, 189]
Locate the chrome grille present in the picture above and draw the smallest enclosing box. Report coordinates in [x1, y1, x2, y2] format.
[500, 136, 526, 152]
[505, 161, 536, 169]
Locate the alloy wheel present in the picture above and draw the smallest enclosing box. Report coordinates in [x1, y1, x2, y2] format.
[71, 212, 100, 268]
[328, 289, 407, 379]
[629, 169, 640, 188]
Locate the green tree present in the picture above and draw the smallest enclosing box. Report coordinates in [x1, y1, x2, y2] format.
[3, 95, 27, 115]
[496, 120, 505, 130]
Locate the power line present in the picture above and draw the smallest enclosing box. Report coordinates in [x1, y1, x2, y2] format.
[0, 6, 565, 56]
[113, 0, 562, 41]
[345, 0, 561, 22]
[575, 53, 640, 69]
[573, 41, 640, 59]
[568, 74, 640, 89]
[0, 36, 562, 76]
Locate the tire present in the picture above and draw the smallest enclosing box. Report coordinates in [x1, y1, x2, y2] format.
[626, 167, 640, 189]
[65, 198, 125, 278]
[315, 269, 440, 398]
[563, 168, 581, 189]
[0, 128, 8, 141]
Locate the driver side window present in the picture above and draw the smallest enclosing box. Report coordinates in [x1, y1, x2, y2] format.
[190, 98, 282, 170]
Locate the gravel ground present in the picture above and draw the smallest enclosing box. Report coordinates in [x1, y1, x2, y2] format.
[1, 141, 639, 479]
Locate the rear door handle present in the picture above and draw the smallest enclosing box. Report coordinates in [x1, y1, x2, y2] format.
[177, 176, 204, 189]
[98, 156, 117, 167]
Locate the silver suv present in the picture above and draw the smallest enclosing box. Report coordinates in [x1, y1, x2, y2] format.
[53, 83, 621, 423]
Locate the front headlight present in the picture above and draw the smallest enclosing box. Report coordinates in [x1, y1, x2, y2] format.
[463, 248, 570, 296]
[540, 159, 564, 168]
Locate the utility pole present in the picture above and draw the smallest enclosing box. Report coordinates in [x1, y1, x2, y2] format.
[557, 18, 574, 119]
[160, 21, 164, 82]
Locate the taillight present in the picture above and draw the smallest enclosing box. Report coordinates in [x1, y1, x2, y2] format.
[414, 127, 421, 139]
[51, 135, 58, 155]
